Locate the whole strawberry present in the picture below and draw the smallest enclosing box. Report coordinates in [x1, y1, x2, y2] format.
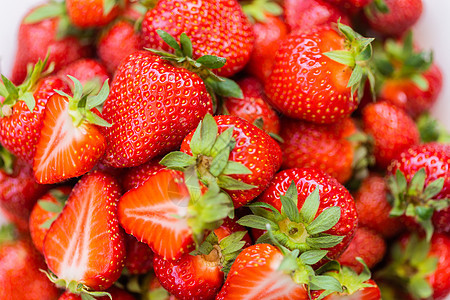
[124, 234, 154, 275]
[66, 0, 123, 28]
[265, 23, 374, 124]
[141, 0, 254, 77]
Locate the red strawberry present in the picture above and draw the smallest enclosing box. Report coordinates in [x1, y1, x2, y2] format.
[29, 186, 71, 254]
[337, 227, 386, 273]
[323, 0, 372, 13]
[118, 169, 233, 260]
[314, 279, 381, 299]
[43, 171, 125, 294]
[0, 229, 60, 300]
[164, 114, 282, 208]
[354, 174, 404, 238]
[122, 158, 165, 191]
[365, 0, 423, 36]
[33, 77, 110, 184]
[214, 217, 253, 247]
[265, 23, 374, 124]
[124, 234, 154, 275]
[140, 0, 254, 77]
[362, 101, 420, 168]
[57, 58, 110, 87]
[66, 0, 123, 28]
[378, 233, 450, 300]
[284, 0, 350, 32]
[59, 286, 135, 300]
[97, 20, 140, 74]
[387, 143, 450, 238]
[279, 117, 356, 183]
[246, 168, 357, 261]
[223, 77, 280, 135]
[10, 3, 90, 84]
[1, 59, 71, 163]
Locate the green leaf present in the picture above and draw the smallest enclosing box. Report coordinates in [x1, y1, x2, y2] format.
[39, 215, 59, 230]
[184, 165, 202, 202]
[299, 250, 328, 265]
[409, 276, 433, 299]
[347, 64, 364, 88]
[217, 175, 256, 190]
[355, 257, 372, 282]
[209, 77, 243, 99]
[285, 181, 298, 206]
[209, 147, 231, 177]
[20, 92, 36, 112]
[323, 50, 355, 66]
[278, 250, 299, 272]
[1, 75, 19, 98]
[396, 169, 408, 193]
[306, 235, 344, 249]
[222, 161, 252, 176]
[373, 0, 389, 13]
[179, 33, 193, 58]
[160, 151, 196, 171]
[247, 202, 282, 219]
[237, 215, 278, 231]
[423, 178, 445, 200]
[156, 30, 182, 55]
[300, 187, 320, 224]
[306, 206, 341, 235]
[86, 79, 110, 110]
[196, 55, 227, 69]
[38, 200, 62, 213]
[23, 2, 66, 24]
[220, 231, 247, 253]
[190, 121, 203, 155]
[210, 127, 234, 156]
[410, 238, 431, 265]
[103, 0, 116, 16]
[408, 168, 426, 195]
[85, 110, 112, 127]
[415, 206, 434, 221]
[280, 195, 300, 223]
[199, 114, 218, 155]
[310, 275, 343, 293]
[67, 75, 83, 101]
[419, 219, 434, 242]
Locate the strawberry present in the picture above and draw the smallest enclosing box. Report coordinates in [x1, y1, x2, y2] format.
[279, 117, 357, 183]
[373, 33, 443, 118]
[118, 169, 233, 260]
[162, 114, 282, 208]
[265, 23, 375, 124]
[284, 0, 350, 32]
[57, 58, 110, 88]
[43, 171, 125, 295]
[66, 0, 124, 28]
[323, 0, 372, 13]
[33, 76, 110, 184]
[337, 227, 386, 273]
[216, 244, 343, 299]
[243, 168, 357, 261]
[29, 186, 71, 254]
[223, 77, 280, 135]
[124, 234, 154, 275]
[215, 217, 253, 247]
[387, 143, 450, 239]
[97, 19, 140, 74]
[377, 233, 450, 300]
[59, 286, 135, 300]
[122, 158, 165, 191]
[0, 150, 49, 232]
[10, 3, 91, 85]
[0, 59, 71, 163]
[0, 226, 60, 300]
[354, 173, 404, 238]
[365, 0, 423, 37]
[140, 0, 254, 77]
[362, 101, 420, 168]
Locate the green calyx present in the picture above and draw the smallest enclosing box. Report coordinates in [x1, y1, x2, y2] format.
[238, 181, 344, 253]
[324, 22, 376, 101]
[0, 224, 17, 244]
[377, 234, 438, 300]
[416, 113, 450, 143]
[37, 189, 69, 230]
[388, 168, 449, 241]
[160, 114, 256, 198]
[55, 75, 111, 128]
[241, 0, 283, 23]
[145, 30, 243, 109]
[0, 147, 15, 175]
[41, 270, 112, 300]
[345, 132, 375, 191]
[0, 56, 54, 117]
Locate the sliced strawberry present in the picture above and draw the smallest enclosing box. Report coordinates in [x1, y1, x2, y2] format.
[43, 171, 124, 294]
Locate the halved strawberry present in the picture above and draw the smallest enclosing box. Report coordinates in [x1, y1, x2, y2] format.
[43, 171, 125, 296]
[33, 76, 110, 184]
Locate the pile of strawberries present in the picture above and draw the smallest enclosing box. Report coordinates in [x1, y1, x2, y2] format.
[1, 0, 449, 299]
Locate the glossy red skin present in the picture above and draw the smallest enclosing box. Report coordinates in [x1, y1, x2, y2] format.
[245, 14, 288, 83]
[388, 143, 450, 233]
[284, 0, 350, 32]
[0, 76, 71, 163]
[11, 8, 91, 84]
[217, 244, 308, 300]
[29, 186, 72, 254]
[224, 77, 280, 135]
[280, 117, 356, 183]
[43, 171, 125, 290]
[214, 217, 253, 248]
[338, 227, 386, 273]
[66, 0, 122, 28]
[258, 168, 358, 260]
[354, 174, 404, 238]
[181, 115, 282, 208]
[362, 101, 420, 168]
[140, 0, 254, 77]
[98, 20, 140, 74]
[0, 239, 60, 300]
[366, 0, 423, 36]
[122, 158, 165, 191]
[265, 26, 358, 124]
[102, 51, 213, 168]
[323, 0, 372, 13]
[59, 287, 136, 300]
[379, 64, 443, 118]
[124, 234, 154, 275]
[312, 279, 381, 299]
[0, 159, 49, 229]
[57, 58, 110, 86]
